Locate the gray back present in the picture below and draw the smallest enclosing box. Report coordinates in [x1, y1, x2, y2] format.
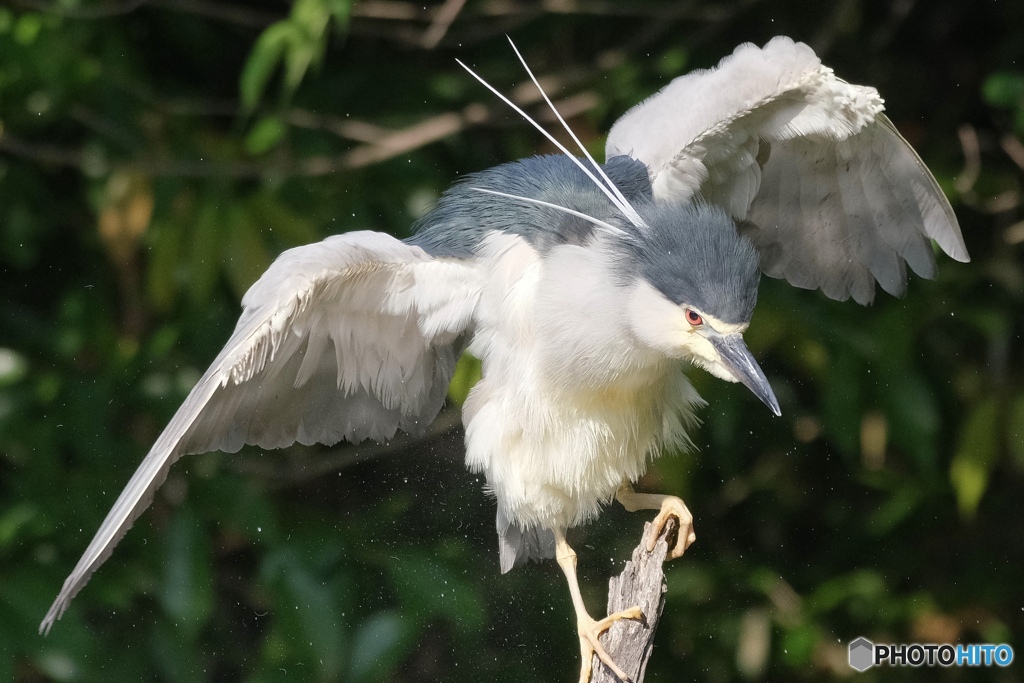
[407, 155, 652, 257]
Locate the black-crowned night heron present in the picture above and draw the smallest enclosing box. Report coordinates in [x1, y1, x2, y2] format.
[41, 37, 968, 682]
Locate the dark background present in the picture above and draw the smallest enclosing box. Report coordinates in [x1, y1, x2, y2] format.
[1, 0, 1022, 681]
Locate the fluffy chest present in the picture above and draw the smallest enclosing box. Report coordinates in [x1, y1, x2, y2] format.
[462, 349, 700, 529]
[460, 233, 703, 528]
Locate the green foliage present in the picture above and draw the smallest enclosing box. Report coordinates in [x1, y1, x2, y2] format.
[160, 505, 215, 638]
[983, 71, 1024, 135]
[240, 0, 352, 110]
[245, 116, 288, 156]
[950, 398, 1000, 518]
[447, 353, 482, 406]
[1, 1, 1023, 682]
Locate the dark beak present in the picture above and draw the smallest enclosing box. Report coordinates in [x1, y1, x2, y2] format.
[709, 334, 781, 416]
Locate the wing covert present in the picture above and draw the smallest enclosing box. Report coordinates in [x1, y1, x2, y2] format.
[606, 36, 968, 303]
[41, 230, 482, 633]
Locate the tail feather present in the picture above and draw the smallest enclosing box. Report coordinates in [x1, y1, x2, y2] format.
[496, 510, 555, 574]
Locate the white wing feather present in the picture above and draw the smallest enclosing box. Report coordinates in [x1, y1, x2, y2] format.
[41, 230, 482, 633]
[606, 36, 968, 303]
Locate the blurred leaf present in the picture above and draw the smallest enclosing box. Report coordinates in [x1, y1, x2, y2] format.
[808, 570, 887, 614]
[657, 46, 689, 77]
[240, 0, 351, 109]
[0, 347, 28, 386]
[224, 205, 273, 299]
[880, 369, 939, 472]
[317, 0, 352, 23]
[0, 8, 12, 34]
[778, 623, 817, 666]
[146, 216, 185, 312]
[386, 550, 486, 639]
[982, 70, 1024, 109]
[447, 352, 481, 405]
[14, 12, 43, 45]
[949, 397, 1000, 519]
[240, 23, 298, 110]
[0, 502, 36, 548]
[1009, 393, 1024, 467]
[245, 115, 288, 156]
[97, 172, 154, 261]
[150, 619, 209, 683]
[1016, 107, 1024, 138]
[822, 350, 863, 457]
[281, 22, 325, 96]
[259, 547, 347, 679]
[220, 477, 283, 546]
[347, 610, 412, 682]
[187, 200, 226, 304]
[159, 505, 214, 639]
[866, 484, 926, 535]
[246, 193, 321, 247]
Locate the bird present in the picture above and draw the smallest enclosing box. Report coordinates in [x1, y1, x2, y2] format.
[40, 36, 968, 683]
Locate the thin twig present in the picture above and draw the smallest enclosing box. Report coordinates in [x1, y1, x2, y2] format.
[956, 124, 981, 195]
[0, 81, 571, 178]
[13, 0, 280, 26]
[150, 0, 279, 27]
[1000, 134, 1024, 172]
[12, 0, 148, 18]
[353, 0, 753, 21]
[421, 0, 468, 48]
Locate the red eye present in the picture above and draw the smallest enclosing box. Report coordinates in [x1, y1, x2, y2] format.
[685, 308, 704, 326]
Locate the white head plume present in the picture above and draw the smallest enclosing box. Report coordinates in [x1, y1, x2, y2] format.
[457, 39, 648, 233]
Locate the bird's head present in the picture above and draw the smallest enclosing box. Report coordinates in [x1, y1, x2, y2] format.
[619, 202, 781, 416]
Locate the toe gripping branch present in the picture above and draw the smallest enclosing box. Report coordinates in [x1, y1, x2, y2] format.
[589, 516, 679, 683]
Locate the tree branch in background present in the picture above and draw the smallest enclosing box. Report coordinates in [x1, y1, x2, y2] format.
[591, 517, 678, 683]
[955, 123, 1022, 215]
[420, 0, 468, 48]
[0, 85, 595, 179]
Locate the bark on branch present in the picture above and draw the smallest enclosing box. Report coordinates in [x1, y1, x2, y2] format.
[591, 517, 678, 683]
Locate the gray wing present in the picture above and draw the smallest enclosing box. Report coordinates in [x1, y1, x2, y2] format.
[41, 230, 482, 634]
[606, 36, 968, 304]
[741, 117, 964, 303]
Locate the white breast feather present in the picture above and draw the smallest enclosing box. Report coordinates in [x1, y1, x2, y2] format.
[464, 235, 704, 531]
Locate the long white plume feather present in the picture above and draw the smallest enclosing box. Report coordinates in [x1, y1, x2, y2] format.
[469, 187, 629, 238]
[504, 37, 647, 229]
[457, 49, 647, 230]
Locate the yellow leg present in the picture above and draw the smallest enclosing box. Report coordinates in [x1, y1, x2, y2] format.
[615, 483, 696, 560]
[553, 529, 643, 683]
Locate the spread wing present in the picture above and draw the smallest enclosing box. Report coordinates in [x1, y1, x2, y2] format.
[41, 230, 482, 633]
[606, 36, 969, 304]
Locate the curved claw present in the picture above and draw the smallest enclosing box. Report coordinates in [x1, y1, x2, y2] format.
[648, 496, 695, 560]
[616, 485, 697, 561]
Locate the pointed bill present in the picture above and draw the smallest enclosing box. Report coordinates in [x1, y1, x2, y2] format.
[710, 334, 781, 416]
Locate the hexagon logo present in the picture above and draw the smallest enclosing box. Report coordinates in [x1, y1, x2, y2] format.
[849, 637, 875, 672]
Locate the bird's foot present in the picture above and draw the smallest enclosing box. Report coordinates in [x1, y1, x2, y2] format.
[616, 485, 697, 560]
[576, 606, 644, 683]
[648, 496, 695, 560]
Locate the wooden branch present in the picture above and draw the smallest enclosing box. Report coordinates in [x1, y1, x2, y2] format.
[591, 517, 679, 683]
